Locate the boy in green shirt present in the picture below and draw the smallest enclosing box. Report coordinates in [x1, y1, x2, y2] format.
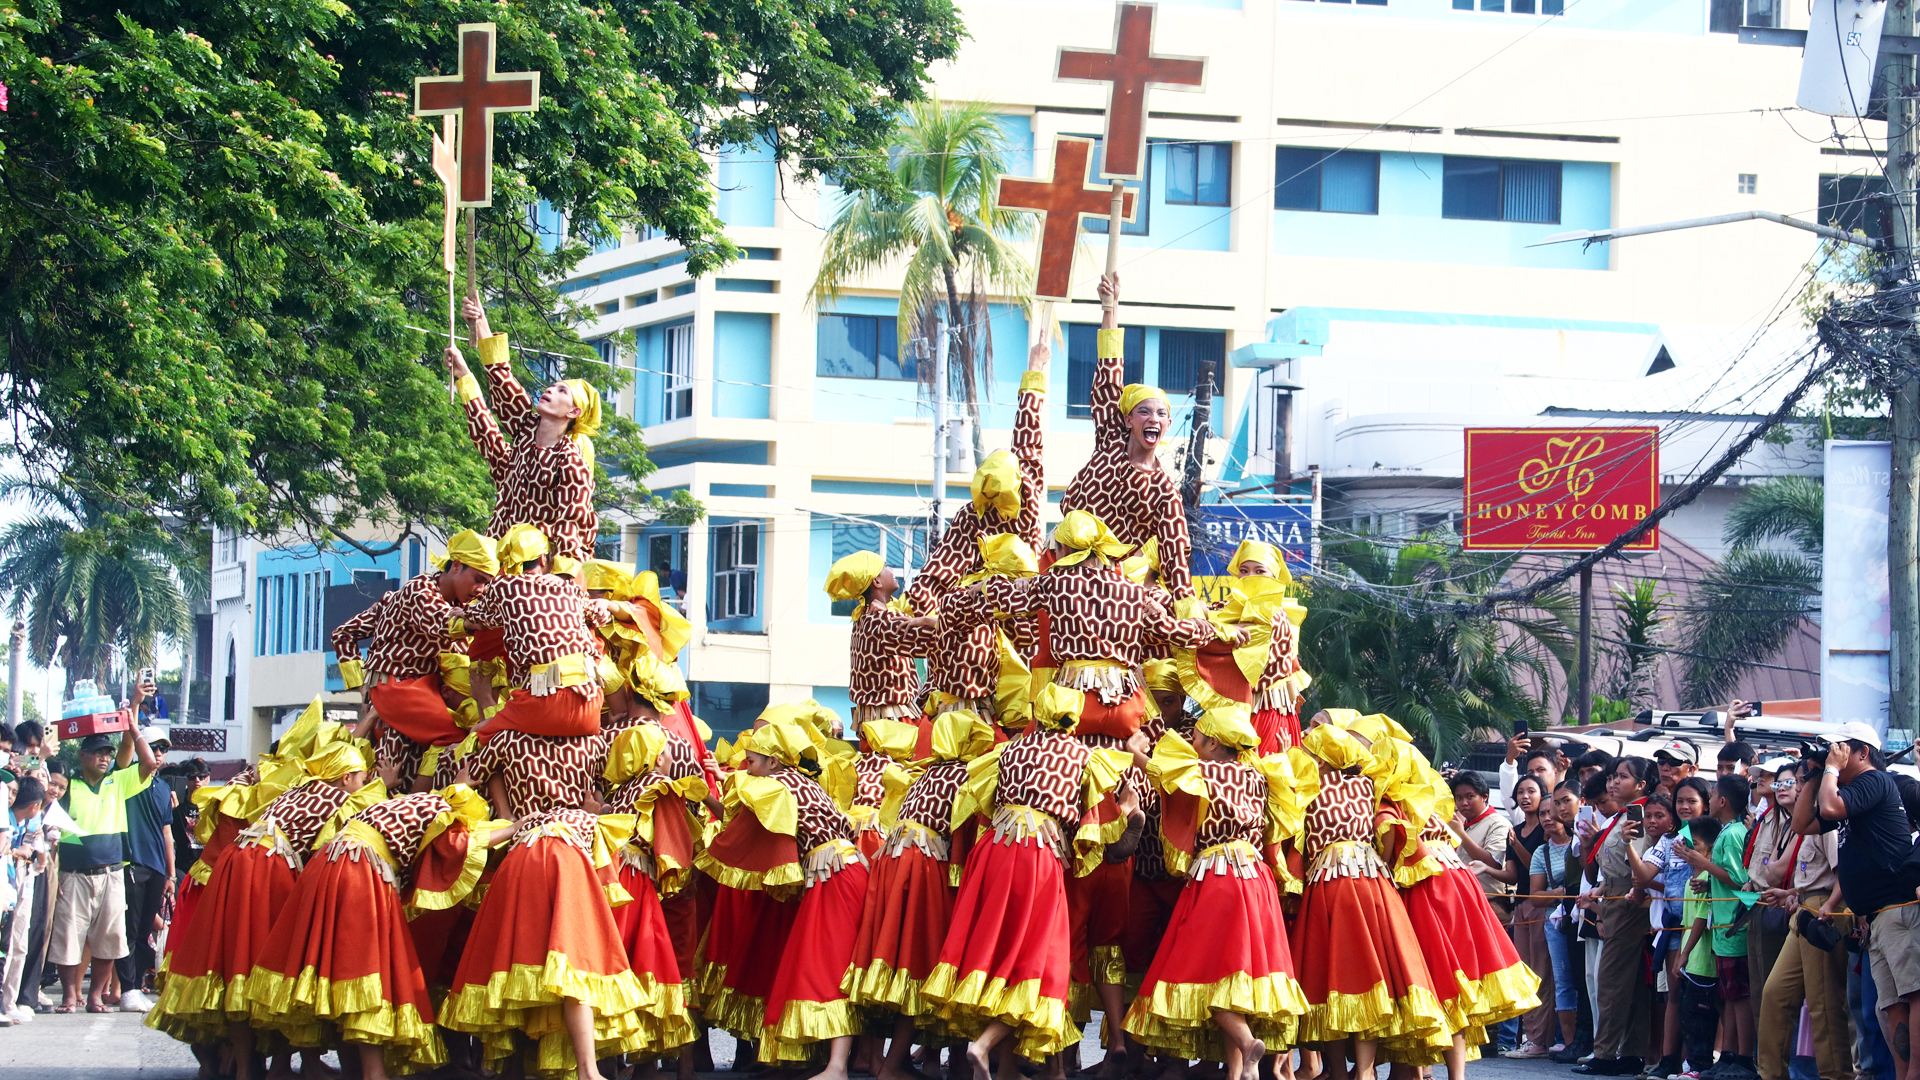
[1678, 775, 1758, 1078]
[1678, 816, 1725, 1079]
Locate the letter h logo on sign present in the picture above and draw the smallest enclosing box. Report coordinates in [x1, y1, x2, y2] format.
[1461, 427, 1661, 552]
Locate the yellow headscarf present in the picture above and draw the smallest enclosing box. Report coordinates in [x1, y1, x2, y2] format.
[758, 700, 842, 741]
[929, 710, 998, 762]
[429, 529, 501, 577]
[1142, 657, 1181, 693]
[1120, 383, 1170, 418]
[1228, 539, 1291, 585]
[960, 534, 1040, 587]
[971, 451, 1022, 521]
[742, 722, 818, 769]
[1301, 722, 1371, 771]
[303, 737, 373, 781]
[559, 379, 602, 473]
[1195, 703, 1259, 751]
[627, 652, 691, 712]
[1120, 537, 1161, 585]
[582, 558, 636, 595]
[1051, 510, 1130, 569]
[860, 718, 921, 762]
[498, 523, 551, 572]
[825, 551, 885, 618]
[1347, 712, 1412, 745]
[1031, 683, 1084, 733]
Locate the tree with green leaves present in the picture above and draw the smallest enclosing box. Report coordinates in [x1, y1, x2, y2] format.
[1605, 577, 1670, 710]
[1299, 536, 1576, 762]
[812, 99, 1033, 462]
[1677, 476, 1823, 704]
[0, 0, 963, 552]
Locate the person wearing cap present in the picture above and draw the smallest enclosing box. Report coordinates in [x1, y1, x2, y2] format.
[1653, 739, 1699, 795]
[1793, 722, 1920, 1080]
[49, 676, 159, 1014]
[332, 529, 500, 791]
[448, 297, 602, 565]
[114, 722, 175, 1012]
[1056, 272, 1196, 599]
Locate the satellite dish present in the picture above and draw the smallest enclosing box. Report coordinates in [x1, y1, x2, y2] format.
[1797, 0, 1888, 117]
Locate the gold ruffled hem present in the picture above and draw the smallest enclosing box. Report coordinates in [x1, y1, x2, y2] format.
[406, 832, 489, 918]
[695, 848, 805, 902]
[1296, 981, 1448, 1045]
[245, 967, 445, 1074]
[758, 997, 863, 1064]
[698, 961, 768, 1041]
[1437, 960, 1542, 1030]
[1092, 944, 1127, 987]
[843, 958, 943, 1025]
[440, 952, 693, 1076]
[922, 963, 1073, 1060]
[147, 969, 275, 1048]
[1122, 971, 1307, 1061]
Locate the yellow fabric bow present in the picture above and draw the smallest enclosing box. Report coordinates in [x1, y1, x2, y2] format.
[860, 718, 921, 763]
[1196, 703, 1259, 751]
[1119, 537, 1161, 585]
[429, 530, 501, 577]
[758, 699, 842, 741]
[498, 523, 551, 572]
[1119, 383, 1170, 418]
[1051, 510, 1130, 569]
[1031, 683, 1084, 733]
[627, 652, 691, 712]
[743, 721, 818, 769]
[1346, 712, 1412, 746]
[1301, 722, 1372, 771]
[304, 737, 373, 781]
[1227, 539, 1291, 584]
[971, 450, 1022, 521]
[930, 709, 997, 762]
[971, 533, 1039, 581]
[582, 558, 636, 595]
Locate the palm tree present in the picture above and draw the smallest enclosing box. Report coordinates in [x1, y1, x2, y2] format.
[1676, 476, 1823, 704]
[0, 480, 206, 692]
[812, 99, 1035, 461]
[1300, 536, 1577, 762]
[1604, 577, 1671, 710]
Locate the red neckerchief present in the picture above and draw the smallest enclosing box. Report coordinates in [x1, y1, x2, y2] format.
[1742, 804, 1770, 865]
[1465, 806, 1497, 829]
[1589, 797, 1646, 861]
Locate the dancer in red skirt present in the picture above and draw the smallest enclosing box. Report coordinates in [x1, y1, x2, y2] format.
[149, 727, 379, 1080]
[1174, 540, 1309, 756]
[827, 552, 937, 752]
[699, 720, 870, 1077]
[845, 710, 999, 1080]
[850, 719, 918, 859]
[246, 784, 504, 1079]
[1289, 723, 1448, 1080]
[921, 684, 1142, 1074]
[1124, 707, 1308, 1080]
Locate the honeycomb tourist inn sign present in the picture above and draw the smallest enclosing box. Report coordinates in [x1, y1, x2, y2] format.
[1462, 427, 1661, 551]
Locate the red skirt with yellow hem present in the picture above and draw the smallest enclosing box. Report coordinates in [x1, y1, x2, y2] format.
[843, 843, 957, 1023]
[1121, 876, 1185, 976]
[1123, 858, 1305, 1061]
[922, 831, 1075, 1060]
[659, 871, 710, 1005]
[611, 864, 686, 999]
[442, 835, 691, 1077]
[1291, 860, 1447, 1046]
[148, 842, 298, 1046]
[245, 844, 443, 1074]
[760, 860, 871, 1064]
[700, 884, 800, 1041]
[1400, 865, 1540, 1032]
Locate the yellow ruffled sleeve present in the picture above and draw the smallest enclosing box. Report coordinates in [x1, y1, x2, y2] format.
[337, 659, 366, 691]
[1072, 746, 1134, 878]
[1151, 733, 1207, 878]
[949, 745, 1007, 833]
[732, 774, 799, 837]
[406, 786, 495, 916]
[879, 762, 914, 830]
[819, 756, 858, 812]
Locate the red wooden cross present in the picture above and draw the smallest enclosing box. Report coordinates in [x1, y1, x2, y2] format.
[1056, 2, 1206, 180]
[997, 137, 1138, 301]
[414, 23, 541, 207]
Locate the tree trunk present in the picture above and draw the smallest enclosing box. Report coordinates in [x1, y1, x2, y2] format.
[940, 261, 987, 465]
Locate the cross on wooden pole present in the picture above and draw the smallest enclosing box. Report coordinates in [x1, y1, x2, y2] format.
[413, 23, 541, 207]
[997, 137, 1138, 301]
[1056, 2, 1206, 180]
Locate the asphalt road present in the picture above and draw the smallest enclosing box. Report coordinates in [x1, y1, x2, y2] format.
[0, 1011, 1584, 1080]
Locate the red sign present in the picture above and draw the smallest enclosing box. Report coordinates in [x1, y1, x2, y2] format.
[1462, 427, 1660, 551]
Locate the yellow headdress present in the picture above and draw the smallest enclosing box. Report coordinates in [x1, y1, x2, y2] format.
[929, 710, 998, 762]
[961, 534, 1040, 587]
[1051, 510, 1130, 569]
[1142, 657, 1181, 693]
[582, 558, 636, 596]
[498, 523, 551, 572]
[627, 652, 691, 712]
[1119, 383, 1170, 418]
[1031, 683, 1084, 733]
[1195, 703, 1259, 751]
[1301, 722, 1372, 771]
[971, 450, 1022, 521]
[825, 551, 885, 618]
[860, 718, 921, 762]
[1347, 712, 1412, 745]
[429, 530, 501, 577]
[742, 722, 818, 769]
[1120, 537, 1161, 585]
[1228, 539, 1291, 585]
[275, 697, 328, 761]
[559, 379, 602, 472]
[303, 736, 373, 781]
[757, 700, 842, 742]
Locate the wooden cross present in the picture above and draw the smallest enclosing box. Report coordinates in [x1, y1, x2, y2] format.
[1056, 2, 1206, 180]
[413, 23, 541, 207]
[429, 116, 459, 274]
[997, 137, 1138, 301]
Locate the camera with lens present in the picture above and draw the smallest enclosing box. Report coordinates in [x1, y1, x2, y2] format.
[1800, 739, 1831, 768]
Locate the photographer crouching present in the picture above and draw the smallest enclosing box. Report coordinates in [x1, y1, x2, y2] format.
[1792, 723, 1918, 1080]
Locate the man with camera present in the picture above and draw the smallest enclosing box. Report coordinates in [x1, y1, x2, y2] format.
[1792, 722, 1917, 1080]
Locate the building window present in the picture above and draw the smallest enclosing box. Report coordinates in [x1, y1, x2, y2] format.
[1292, 0, 1388, 6]
[1079, 138, 1150, 237]
[1819, 174, 1892, 243]
[1166, 142, 1231, 206]
[1066, 324, 1145, 420]
[253, 570, 327, 657]
[1454, 0, 1564, 11]
[662, 324, 694, 421]
[1158, 330, 1227, 396]
[817, 314, 915, 380]
[1441, 156, 1562, 223]
[710, 522, 760, 622]
[215, 528, 239, 567]
[1274, 148, 1379, 214]
[648, 530, 690, 597]
[1738, 173, 1758, 195]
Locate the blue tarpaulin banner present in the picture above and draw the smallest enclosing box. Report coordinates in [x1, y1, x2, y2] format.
[1190, 502, 1313, 606]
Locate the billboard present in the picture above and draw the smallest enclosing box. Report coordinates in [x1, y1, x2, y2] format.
[1191, 501, 1313, 606]
[1462, 427, 1660, 552]
[1823, 441, 1891, 738]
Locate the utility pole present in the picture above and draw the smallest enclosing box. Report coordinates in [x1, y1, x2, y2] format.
[1889, 0, 1920, 734]
[8, 622, 22, 729]
[931, 313, 949, 548]
[1182, 361, 1215, 512]
[1578, 565, 1594, 724]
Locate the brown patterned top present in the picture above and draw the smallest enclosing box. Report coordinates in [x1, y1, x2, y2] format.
[984, 566, 1215, 666]
[1058, 350, 1193, 598]
[255, 783, 354, 852]
[461, 573, 608, 689]
[1194, 759, 1267, 851]
[897, 759, 970, 840]
[918, 587, 1005, 702]
[331, 573, 464, 680]
[1132, 713, 1172, 881]
[373, 726, 428, 792]
[353, 792, 454, 869]
[1302, 772, 1376, 857]
[464, 346, 599, 563]
[849, 602, 934, 708]
[605, 720, 704, 811]
[997, 727, 1093, 834]
[467, 729, 608, 817]
[1256, 611, 1302, 695]
[772, 767, 854, 853]
[907, 384, 1046, 611]
[853, 751, 891, 809]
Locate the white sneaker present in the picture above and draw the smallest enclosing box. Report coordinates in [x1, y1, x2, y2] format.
[117, 989, 152, 1013]
[9, 1008, 32, 1024]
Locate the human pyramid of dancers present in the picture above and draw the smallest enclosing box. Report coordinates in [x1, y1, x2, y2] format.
[145, 275, 1539, 1080]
